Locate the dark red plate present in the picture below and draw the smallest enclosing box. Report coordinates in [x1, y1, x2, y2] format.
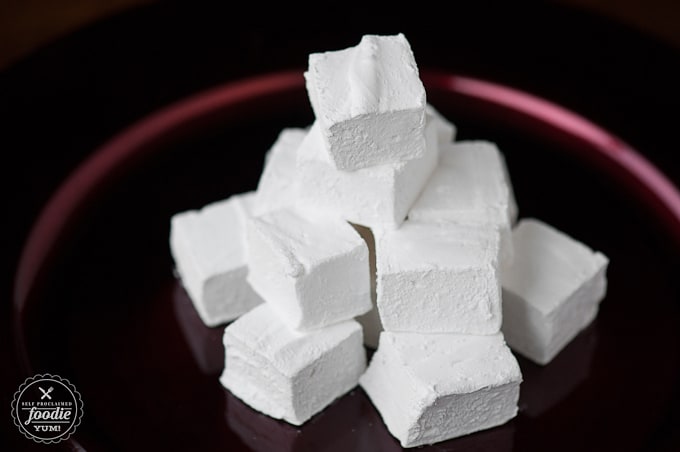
[13, 71, 680, 451]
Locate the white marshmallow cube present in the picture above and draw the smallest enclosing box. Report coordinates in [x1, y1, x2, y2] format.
[221, 304, 366, 425]
[305, 34, 426, 171]
[295, 110, 440, 230]
[253, 128, 306, 216]
[170, 192, 263, 327]
[408, 140, 517, 264]
[360, 332, 521, 447]
[501, 218, 608, 365]
[376, 222, 502, 334]
[246, 208, 371, 330]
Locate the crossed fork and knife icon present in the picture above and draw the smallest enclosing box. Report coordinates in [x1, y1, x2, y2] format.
[38, 386, 54, 400]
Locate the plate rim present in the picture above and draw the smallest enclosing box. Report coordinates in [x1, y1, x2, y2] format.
[11, 69, 680, 449]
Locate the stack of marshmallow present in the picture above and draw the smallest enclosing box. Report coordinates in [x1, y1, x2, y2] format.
[170, 34, 609, 448]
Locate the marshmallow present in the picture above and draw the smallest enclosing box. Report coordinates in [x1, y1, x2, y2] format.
[501, 218, 608, 365]
[253, 128, 307, 216]
[408, 140, 517, 264]
[295, 111, 439, 230]
[220, 304, 366, 425]
[246, 208, 371, 330]
[375, 222, 502, 334]
[360, 332, 521, 447]
[305, 34, 426, 171]
[170, 192, 263, 327]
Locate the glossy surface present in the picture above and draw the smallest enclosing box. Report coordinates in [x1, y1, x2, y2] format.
[12, 71, 680, 451]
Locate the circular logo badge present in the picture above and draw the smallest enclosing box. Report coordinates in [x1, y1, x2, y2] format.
[11, 374, 83, 444]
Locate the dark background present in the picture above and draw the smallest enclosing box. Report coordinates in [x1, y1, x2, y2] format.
[2, 2, 680, 451]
